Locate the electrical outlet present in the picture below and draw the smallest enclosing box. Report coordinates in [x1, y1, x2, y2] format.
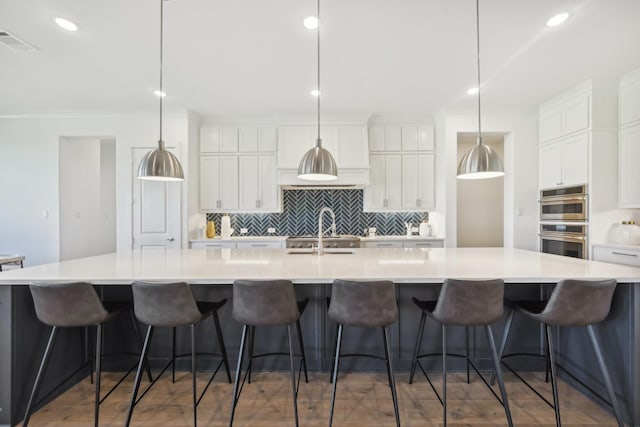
[267, 227, 276, 234]
[240, 228, 248, 234]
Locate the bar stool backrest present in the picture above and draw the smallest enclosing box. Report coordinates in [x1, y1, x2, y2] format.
[29, 281, 108, 327]
[433, 278, 504, 326]
[233, 280, 300, 326]
[328, 279, 398, 327]
[541, 279, 617, 326]
[131, 281, 201, 327]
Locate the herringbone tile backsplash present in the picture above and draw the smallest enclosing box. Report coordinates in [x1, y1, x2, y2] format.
[206, 190, 427, 236]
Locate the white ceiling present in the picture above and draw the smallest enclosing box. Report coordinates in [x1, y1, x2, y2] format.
[1, 0, 640, 118]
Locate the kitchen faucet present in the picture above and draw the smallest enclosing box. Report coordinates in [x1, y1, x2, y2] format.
[317, 207, 337, 255]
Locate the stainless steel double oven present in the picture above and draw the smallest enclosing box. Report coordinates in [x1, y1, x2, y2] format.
[539, 184, 588, 259]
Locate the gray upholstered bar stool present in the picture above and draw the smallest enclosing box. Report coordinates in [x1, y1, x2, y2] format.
[126, 281, 231, 427]
[408, 279, 513, 427]
[328, 279, 401, 427]
[495, 279, 624, 427]
[229, 279, 303, 427]
[24, 281, 149, 427]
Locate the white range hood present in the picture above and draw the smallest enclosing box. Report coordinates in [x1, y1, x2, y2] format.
[277, 125, 370, 188]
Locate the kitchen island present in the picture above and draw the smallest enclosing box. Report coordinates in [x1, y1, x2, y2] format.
[1, 247, 640, 425]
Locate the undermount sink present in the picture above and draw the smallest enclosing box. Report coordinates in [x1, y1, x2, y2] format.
[285, 248, 355, 255]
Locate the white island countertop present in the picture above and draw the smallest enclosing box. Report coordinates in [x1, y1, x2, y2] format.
[1, 248, 640, 285]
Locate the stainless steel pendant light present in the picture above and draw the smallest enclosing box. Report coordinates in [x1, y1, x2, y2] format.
[138, 0, 184, 181]
[457, 0, 504, 180]
[297, 0, 338, 181]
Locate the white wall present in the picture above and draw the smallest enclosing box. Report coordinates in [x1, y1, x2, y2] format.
[100, 140, 117, 254]
[0, 114, 188, 266]
[444, 113, 539, 250]
[59, 137, 102, 261]
[457, 134, 504, 247]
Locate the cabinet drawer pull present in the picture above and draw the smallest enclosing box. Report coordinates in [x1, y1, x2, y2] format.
[612, 251, 638, 257]
[377, 243, 393, 247]
[251, 244, 268, 247]
[416, 243, 432, 246]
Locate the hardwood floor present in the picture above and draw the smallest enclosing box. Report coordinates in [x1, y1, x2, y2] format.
[22, 371, 620, 426]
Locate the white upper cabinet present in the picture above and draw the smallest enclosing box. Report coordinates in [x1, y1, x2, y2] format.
[618, 125, 640, 207]
[200, 125, 281, 212]
[238, 126, 278, 152]
[200, 155, 239, 211]
[364, 124, 435, 212]
[619, 69, 640, 208]
[276, 126, 315, 169]
[620, 68, 640, 127]
[539, 90, 590, 143]
[539, 132, 588, 189]
[238, 154, 280, 211]
[369, 124, 434, 152]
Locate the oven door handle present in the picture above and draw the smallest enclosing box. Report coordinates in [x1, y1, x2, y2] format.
[539, 233, 586, 243]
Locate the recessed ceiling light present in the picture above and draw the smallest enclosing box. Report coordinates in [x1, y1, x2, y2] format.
[303, 16, 319, 30]
[154, 90, 166, 97]
[310, 89, 321, 97]
[467, 87, 479, 95]
[54, 17, 78, 32]
[546, 12, 569, 27]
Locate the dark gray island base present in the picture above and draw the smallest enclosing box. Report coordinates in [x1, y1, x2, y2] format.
[1, 281, 639, 426]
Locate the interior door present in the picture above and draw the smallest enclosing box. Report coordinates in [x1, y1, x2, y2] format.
[132, 147, 181, 250]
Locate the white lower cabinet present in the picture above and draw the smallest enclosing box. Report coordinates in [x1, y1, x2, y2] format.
[363, 239, 444, 248]
[236, 241, 284, 249]
[191, 241, 236, 249]
[593, 245, 640, 267]
[191, 240, 284, 249]
[403, 240, 443, 248]
[363, 241, 403, 248]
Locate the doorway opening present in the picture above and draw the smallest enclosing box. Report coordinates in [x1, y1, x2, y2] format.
[59, 137, 116, 261]
[456, 133, 505, 247]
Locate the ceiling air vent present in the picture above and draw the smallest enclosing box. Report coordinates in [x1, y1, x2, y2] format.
[0, 30, 38, 52]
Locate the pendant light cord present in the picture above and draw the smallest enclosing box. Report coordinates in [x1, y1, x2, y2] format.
[476, 0, 482, 145]
[316, 0, 321, 143]
[159, 0, 164, 144]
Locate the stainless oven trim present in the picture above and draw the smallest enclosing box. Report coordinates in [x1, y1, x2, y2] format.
[539, 233, 589, 259]
[539, 198, 588, 221]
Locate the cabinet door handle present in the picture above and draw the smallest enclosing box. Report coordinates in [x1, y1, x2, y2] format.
[383, 199, 389, 208]
[416, 198, 421, 207]
[256, 200, 261, 208]
[166, 238, 175, 242]
[612, 251, 638, 257]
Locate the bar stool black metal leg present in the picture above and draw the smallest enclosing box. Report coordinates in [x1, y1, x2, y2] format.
[247, 326, 255, 384]
[442, 324, 447, 427]
[586, 325, 624, 427]
[85, 325, 94, 384]
[382, 326, 401, 427]
[328, 324, 343, 427]
[229, 324, 248, 427]
[287, 324, 300, 427]
[329, 325, 338, 383]
[23, 326, 58, 427]
[491, 308, 515, 386]
[171, 327, 177, 383]
[212, 312, 232, 383]
[544, 326, 551, 383]
[485, 325, 513, 427]
[191, 324, 198, 427]
[295, 319, 309, 383]
[128, 310, 153, 382]
[465, 326, 470, 384]
[545, 324, 562, 427]
[125, 325, 154, 427]
[94, 324, 102, 427]
[409, 311, 426, 384]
